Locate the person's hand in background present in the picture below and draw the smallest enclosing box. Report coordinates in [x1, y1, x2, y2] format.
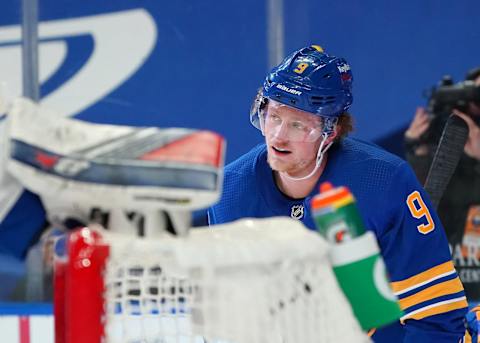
[453, 109, 480, 160]
[404, 107, 432, 156]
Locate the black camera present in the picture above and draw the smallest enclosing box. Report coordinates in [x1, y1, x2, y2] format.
[422, 76, 480, 144]
[428, 75, 480, 116]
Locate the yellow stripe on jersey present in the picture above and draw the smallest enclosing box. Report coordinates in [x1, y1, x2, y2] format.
[391, 261, 457, 295]
[400, 297, 468, 322]
[464, 329, 472, 343]
[398, 277, 465, 310]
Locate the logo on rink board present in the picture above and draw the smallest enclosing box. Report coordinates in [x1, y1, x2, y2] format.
[0, 9, 156, 118]
[290, 204, 304, 220]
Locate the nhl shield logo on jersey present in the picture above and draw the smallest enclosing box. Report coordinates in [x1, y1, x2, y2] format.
[290, 204, 304, 220]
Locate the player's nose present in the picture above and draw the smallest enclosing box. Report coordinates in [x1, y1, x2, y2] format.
[272, 122, 290, 141]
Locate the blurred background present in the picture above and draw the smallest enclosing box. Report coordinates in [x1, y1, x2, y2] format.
[1, 0, 479, 162]
[1, 1, 480, 340]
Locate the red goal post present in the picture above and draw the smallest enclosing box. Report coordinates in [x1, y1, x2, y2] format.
[54, 228, 108, 343]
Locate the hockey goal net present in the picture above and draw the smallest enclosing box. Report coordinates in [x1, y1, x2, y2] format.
[54, 217, 369, 343]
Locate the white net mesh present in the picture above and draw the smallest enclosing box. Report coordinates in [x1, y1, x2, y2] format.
[101, 217, 370, 343]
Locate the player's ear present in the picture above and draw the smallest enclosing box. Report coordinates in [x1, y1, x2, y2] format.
[326, 125, 339, 144]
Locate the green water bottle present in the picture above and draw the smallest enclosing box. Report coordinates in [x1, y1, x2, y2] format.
[311, 182, 403, 331]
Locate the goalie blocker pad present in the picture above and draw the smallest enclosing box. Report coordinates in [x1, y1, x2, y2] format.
[6, 98, 225, 211]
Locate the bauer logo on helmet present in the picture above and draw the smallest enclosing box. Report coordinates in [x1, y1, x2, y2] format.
[276, 83, 302, 96]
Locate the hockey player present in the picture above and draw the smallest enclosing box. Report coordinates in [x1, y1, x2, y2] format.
[208, 45, 468, 342]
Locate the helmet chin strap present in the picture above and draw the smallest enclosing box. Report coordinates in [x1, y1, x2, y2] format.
[281, 132, 332, 181]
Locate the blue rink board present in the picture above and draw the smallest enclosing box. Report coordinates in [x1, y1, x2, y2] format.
[0, 302, 53, 315]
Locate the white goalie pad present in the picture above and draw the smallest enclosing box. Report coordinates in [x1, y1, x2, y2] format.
[6, 98, 225, 212]
[55, 217, 370, 343]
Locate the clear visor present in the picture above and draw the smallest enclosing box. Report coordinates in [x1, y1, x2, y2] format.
[259, 100, 335, 142]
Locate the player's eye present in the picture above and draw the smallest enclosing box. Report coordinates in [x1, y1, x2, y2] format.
[269, 113, 282, 123]
[291, 121, 306, 131]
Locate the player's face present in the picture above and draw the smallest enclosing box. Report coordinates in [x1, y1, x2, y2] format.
[263, 101, 324, 176]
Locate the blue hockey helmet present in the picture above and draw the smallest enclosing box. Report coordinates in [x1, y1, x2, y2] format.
[251, 45, 353, 131]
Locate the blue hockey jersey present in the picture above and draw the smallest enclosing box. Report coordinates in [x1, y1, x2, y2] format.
[208, 138, 468, 343]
